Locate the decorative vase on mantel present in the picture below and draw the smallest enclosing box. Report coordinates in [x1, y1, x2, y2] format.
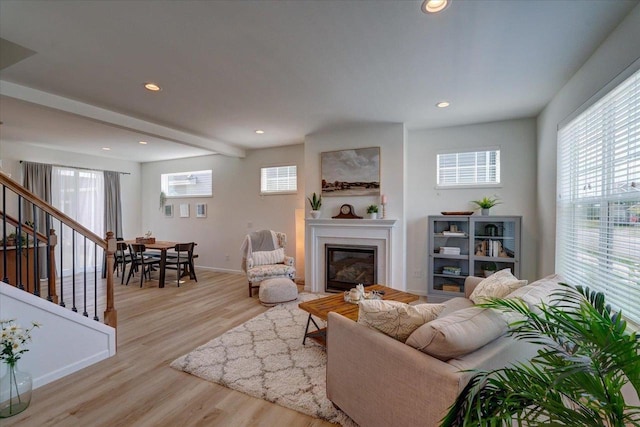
[481, 208, 490, 216]
[310, 210, 321, 219]
[0, 363, 32, 418]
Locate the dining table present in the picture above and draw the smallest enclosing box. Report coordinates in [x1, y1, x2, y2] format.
[124, 240, 180, 288]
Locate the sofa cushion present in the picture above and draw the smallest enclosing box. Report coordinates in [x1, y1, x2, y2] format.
[251, 247, 285, 266]
[405, 307, 508, 361]
[357, 300, 445, 342]
[469, 268, 527, 304]
[439, 297, 474, 318]
[506, 274, 572, 313]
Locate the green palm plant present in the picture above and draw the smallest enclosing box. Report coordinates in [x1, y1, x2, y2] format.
[441, 284, 640, 426]
[471, 195, 501, 209]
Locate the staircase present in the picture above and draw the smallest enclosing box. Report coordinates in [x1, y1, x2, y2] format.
[1, 173, 117, 328]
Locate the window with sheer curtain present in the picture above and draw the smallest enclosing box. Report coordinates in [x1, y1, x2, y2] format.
[52, 167, 105, 275]
[557, 68, 640, 324]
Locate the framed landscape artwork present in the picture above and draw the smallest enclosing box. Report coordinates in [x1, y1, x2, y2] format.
[164, 204, 174, 218]
[321, 147, 380, 196]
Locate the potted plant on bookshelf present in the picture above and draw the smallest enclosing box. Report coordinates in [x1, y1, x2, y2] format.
[471, 196, 501, 215]
[307, 192, 322, 219]
[481, 262, 497, 277]
[366, 204, 379, 219]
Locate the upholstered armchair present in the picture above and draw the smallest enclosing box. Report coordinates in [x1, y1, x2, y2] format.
[241, 230, 295, 297]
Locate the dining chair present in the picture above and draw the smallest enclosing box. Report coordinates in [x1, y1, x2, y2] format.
[125, 243, 161, 288]
[114, 241, 133, 284]
[164, 242, 196, 286]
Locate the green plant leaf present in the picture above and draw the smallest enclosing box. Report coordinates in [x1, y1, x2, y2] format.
[443, 282, 640, 426]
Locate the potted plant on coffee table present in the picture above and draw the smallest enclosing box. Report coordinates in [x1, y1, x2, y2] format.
[471, 196, 501, 215]
[441, 284, 640, 426]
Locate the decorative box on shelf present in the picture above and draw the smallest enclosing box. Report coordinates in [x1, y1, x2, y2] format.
[442, 283, 463, 293]
[135, 237, 156, 244]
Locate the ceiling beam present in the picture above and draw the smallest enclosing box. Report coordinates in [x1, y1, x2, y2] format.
[0, 81, 246, 158]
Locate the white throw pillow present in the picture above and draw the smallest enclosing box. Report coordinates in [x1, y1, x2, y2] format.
[357, 300, 445, 342]
[469, 268, 527, 304]
[251, 248, 285, 266]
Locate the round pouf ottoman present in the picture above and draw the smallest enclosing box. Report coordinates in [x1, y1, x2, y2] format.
[259, 277, 298, 307]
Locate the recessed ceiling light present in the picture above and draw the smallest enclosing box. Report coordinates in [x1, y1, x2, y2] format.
[102, 147, 111, 151]
[422, 0, 449, 14]
[139, 141, 148, 145]
[144, 82, 161, 92]
[436, 101, 450, 108]
[255, 130, 265, 134]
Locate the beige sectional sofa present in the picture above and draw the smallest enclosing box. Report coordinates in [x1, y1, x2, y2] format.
[326, 274, 564, 427]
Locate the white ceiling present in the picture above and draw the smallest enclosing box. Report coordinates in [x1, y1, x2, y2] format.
[0, 0, 637, 163]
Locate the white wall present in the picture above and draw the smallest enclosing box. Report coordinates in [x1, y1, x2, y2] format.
[304, 123, 407, 289]
[537, 4, 640, 276]
[406, 118, 538, 295]
[0, 141, 141, 239]
[140, 145, 305, 275]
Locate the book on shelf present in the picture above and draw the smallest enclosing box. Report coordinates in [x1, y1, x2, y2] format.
[439, 247, 461, 255]
[442, 231, 466, 236]
[442, 266, 462, 275]
[476, 240, 513, 258]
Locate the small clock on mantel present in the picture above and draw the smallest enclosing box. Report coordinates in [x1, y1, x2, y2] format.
[332, 204, 362, 219]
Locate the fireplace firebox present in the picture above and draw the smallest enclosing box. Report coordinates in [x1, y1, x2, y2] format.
[325, 244, 377, 292]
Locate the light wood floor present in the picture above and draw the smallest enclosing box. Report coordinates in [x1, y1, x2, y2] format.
[5, 270, 335, 427]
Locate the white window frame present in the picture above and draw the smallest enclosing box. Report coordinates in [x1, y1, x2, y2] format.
[556, 67, 640, 325]
[436, 148, 501, 189]
[161, 170, 212, 198]
[260, 165, 297, 195]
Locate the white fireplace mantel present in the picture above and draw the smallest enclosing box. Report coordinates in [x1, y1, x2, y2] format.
[305, 218, 397, 293]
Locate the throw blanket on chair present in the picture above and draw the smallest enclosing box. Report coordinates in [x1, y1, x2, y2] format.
[240, 230, 279, 271]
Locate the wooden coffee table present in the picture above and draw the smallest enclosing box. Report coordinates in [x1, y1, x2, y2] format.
[298, 284, 419, 346]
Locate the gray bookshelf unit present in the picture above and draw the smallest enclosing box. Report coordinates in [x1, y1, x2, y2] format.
[428, 215, 521, 301]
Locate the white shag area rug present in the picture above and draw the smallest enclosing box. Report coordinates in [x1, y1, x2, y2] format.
[170, 293, 357, 427]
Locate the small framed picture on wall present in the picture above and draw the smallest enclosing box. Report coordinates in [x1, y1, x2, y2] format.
[196, 203, 207, 218]
[180, 203, 190, 218]
[164, 204, 174, 218]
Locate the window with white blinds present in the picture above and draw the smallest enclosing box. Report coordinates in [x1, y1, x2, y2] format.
[161, 170, 212, 197]
[557, 68, 640, 324]
[260, 165, 297, 194]
[436, 149, 500, 187]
